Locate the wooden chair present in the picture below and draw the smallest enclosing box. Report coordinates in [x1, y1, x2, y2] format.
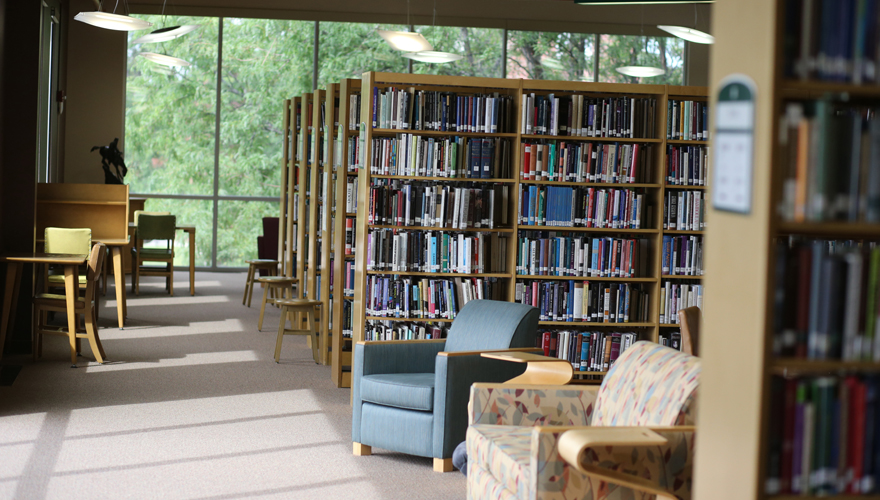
[678, 306, 701, 356]
[274, 299, 322, 363]
[256, 276, 299, 331]
[242, 259, 278, 307]
[44, 227, 99, 320]
[132, 214, 176, 296]
[33, 243, 107, 367]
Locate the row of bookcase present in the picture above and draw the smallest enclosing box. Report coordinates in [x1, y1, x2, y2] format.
[279, 73, 709, 388]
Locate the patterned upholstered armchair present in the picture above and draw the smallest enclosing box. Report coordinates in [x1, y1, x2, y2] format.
[352, 300, 540, 472]
[466, 341, 700, 500]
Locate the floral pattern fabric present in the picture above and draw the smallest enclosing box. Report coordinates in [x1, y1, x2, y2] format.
[466, 342, 700, 500]
[469, 384, 598, 427]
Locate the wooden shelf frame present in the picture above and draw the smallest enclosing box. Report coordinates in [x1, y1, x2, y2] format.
[331, 79, 360, 388]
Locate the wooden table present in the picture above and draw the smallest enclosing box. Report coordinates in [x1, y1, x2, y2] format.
[0, 253, 88, 360]
[129, 223, 196, 296]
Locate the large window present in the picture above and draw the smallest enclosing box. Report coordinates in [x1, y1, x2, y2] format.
[126, 18, 687, 269]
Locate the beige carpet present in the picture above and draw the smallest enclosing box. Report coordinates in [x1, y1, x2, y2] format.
[0, 272, 466, 500]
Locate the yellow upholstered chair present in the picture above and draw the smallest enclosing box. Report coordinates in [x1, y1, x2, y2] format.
[44, 227, 92, 288]
[33, 242, 107, 367]
[132, 214, 176, 295]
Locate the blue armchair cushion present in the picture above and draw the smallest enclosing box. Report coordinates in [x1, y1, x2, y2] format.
[361, 373, 435, 412]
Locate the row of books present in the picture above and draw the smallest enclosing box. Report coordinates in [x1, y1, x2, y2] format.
[347, 93, 362, 130]
[783, 0, 880, 84]
[766, 375, 880, 496]
[658, 331, 682, 351]
[364, 276, 504, 320]
[369, 135, 513, 179]
[659, 283, 704, 324]
[662, 235, 704, 276]
[371, 87, 516, 133]
[344, 218, 356, 255]
[515, 280, 650, 323]
[666, 100, 709, 141]
[364, 320, 450, 341]
[343, 260, 355, 296]
[367, 183, 509, 229]
[540, 330, 640, 371]
[520, 141, 654, 184]
[346, 136, 360, 171]
[341, 300, 353, 338]
[345, 178, 358, 213]
[521, 94, 658, 139]
[779, 102, 880, 223]
[773, 240, 880, 361]
[664, 190, 707, 231]
[515, 232, 649, 278]
[364, 230, 509, 274]
[666, 145, 710, 186]
[519, 186, 648, 229]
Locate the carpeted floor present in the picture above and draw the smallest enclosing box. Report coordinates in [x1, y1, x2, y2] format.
[0, 272, 466, 500]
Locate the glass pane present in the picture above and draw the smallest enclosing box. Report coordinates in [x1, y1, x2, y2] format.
[140, 198, 213, 267]
[217, 200, 280, 267]
[598, 35, 684, 85]
[507, 31, 595, 81]
[219, 18, 314, 197]
[125, 16, 218, 196]
[318, 22, 409, 85]
[412, 26, 503, 78]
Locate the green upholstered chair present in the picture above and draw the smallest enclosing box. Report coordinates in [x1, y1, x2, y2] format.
[44, 227, 94, 296]
[132, 214, 176, 296]
[351, 299, 540, 472]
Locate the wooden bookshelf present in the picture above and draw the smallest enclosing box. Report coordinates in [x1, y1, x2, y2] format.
[314, 85, 337, 366]
[343, 73, 708, 380]
[295, 93, 312, 296]
[352, 72, 521, 344]
[331, 78, 361, 388]
[279, 97, 300, 281]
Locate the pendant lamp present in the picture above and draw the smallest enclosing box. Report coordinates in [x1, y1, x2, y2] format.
[74, 11, 151, 31]
[140, 52, 190, 67]
[616, 66, 666, 78]
[657, 25, 714, 44]
[133, 24, 200, 44]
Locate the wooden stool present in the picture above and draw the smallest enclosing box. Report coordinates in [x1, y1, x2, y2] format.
[275, 299, 322, 364]
[256, 276, 299, 331]
[242, 259, 278, 307]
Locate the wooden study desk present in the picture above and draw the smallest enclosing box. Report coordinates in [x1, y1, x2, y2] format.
[0, 253, 87, 360]
[129, 223, 196, 296]
[93, 237, 130, 328]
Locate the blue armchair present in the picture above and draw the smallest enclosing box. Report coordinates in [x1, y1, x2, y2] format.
[351, 300, 540, 472]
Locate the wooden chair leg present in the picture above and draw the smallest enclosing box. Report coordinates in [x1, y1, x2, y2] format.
[68, 315, 78, 367]
[91, 304, 106, 360]
[247, 271, 257, 308]
[274, 305, 287, 363]
[32, 305, 39, 362]
[169, 263, 174, 297]
[258, 284, 270, 331]
[134, 257, 140, 296]
[85, 314, 105, 364]
[242, 264, 254, 305]
[309, 307, 319, 364]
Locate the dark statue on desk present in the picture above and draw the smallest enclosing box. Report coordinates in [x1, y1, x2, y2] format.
[91, 138, 127, 185]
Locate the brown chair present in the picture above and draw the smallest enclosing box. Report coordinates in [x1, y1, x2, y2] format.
[274, 299, 322, 363]
[256, 276, 299, 331]
[242, 259, 278, 306]
[678, 306, 701, 356]
[33, 243, 107, 367]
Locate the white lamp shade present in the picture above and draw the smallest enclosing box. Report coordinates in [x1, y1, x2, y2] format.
[401, 51, 463, 64]
[657, 25, 715, 44]
[377, 30, 433, 52]
[74, 11, 152, 31]
[140, 52, 191, 67]
[615, 66, 666, 77]
[132, 25, 201, 44]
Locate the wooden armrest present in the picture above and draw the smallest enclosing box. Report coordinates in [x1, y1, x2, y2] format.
[558, 427, 694, 500]
[356, 339, 447, 346]
[437, 347, 542, 357]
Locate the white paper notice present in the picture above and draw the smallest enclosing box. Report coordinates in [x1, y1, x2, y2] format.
[712, 75, 757, 214]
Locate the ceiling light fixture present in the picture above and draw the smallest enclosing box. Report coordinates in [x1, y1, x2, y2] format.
[616, 66, 666, 78]
[133, 24, 200, 44]
[140, 52, 190, 67]
[74, 11, 152, 31]
[402, 51, 463, 63]
[657, 25, 714, 44]
[378, 30, 433, 52]
[574, 1, 712, 4]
